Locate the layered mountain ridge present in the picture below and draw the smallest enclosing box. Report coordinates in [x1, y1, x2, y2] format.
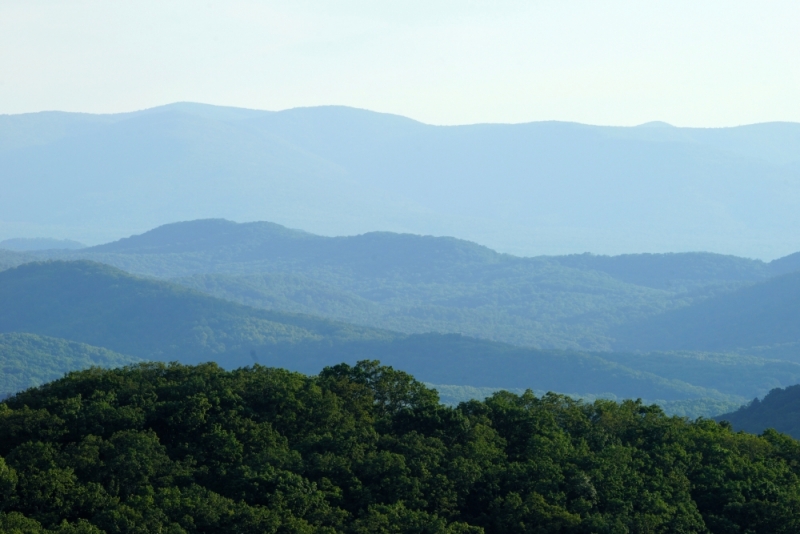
[3, 103, 800, 258]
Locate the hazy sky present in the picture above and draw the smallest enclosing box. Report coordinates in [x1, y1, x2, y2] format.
[1, 0, 798, 126]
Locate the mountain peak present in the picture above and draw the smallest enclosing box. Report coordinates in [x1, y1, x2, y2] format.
[636, 121, 675, 128]
[88, 219, 313, 254]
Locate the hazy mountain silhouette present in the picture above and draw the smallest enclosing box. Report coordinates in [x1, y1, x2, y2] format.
[3, 103, 800, 258]
[613, 271, 800, 355]
[84, 219, 779, 287]
[22, 218, 798, 351]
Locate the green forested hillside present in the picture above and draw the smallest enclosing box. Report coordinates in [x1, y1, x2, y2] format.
[613, 271, 800, 355]
[0, 259, 751, 407]
[0, 333, 140, 399]
[0, 261, 391, 367]
[3, 361, 800, 533]
[32, 219, 796, 351]
[717, 385, 800, 438]
[171, 267, 676, 351]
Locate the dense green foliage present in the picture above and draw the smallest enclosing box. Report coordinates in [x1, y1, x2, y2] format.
[36, 219, 792, 351]
[717, 385, 800, 439]
[614, 271, 800, 357]
[0, 333, 140, 399]
[3, 361, 800, 533]
[428, 384, 742, 419]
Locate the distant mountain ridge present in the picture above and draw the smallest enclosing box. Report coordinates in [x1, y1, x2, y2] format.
[87, 219, 501, 273]
[83, 219, 786, 285]
[21, 218, 799, 351]
[613, 270, 800, 356]
[3, 103, 800, 258]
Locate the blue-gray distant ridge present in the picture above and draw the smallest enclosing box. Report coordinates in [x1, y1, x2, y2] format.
[2, 103, 800, 258]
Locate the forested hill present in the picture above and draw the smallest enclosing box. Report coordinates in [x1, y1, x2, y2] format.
[0, 260, 392, 367]
[86, 218, 503, 275]
[717, 385, 800, 438]
[0, 259, 749, 404]
[613, 270, 800, 356]
[0, 333, 140, 399]
[81, 219, 780, 287]
[29, 219, 799, 351]
[3, 104, 800, 258]
[3, 361, 800, 533]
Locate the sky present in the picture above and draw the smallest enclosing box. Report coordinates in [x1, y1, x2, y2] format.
[1, 0, 799, 126]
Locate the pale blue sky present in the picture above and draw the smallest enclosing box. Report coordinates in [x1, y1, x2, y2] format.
[1, 0, 798, 126]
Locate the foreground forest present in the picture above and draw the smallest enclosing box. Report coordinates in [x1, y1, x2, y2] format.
[3, 361, 800, 533]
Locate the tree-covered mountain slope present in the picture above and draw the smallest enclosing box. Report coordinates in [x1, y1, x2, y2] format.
[717, 384, 800, 439]
[0, 260, 392, 368]
[3, 103, 800, 258]
[34, 219, 798, 351]
[0, 260, 745, 403]
[81, 219, 775, 288]
[0, 333, 140, 399]
[613, 270, 800, 355]
[3, 361, 800, 533]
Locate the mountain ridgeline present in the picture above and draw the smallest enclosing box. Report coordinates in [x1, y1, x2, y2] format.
[3, 103, 800, 258]
[613, 270, 800, 357]
[25, 219, 800, 352]
[84, 218, 795, 283]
